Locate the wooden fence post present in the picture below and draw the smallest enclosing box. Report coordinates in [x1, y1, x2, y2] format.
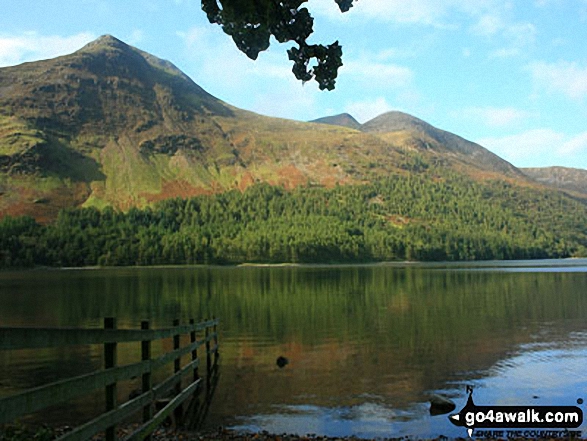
[205, 320, 211, 375]
[173, 319, 181, 395]
[213, 316, 219, 364]
[104, 317, 117, 441]
[189, 319, 199, 383]
[173, 318, 182, 421]
[0, 316, 220, 441]
[141, 320, 152, 441]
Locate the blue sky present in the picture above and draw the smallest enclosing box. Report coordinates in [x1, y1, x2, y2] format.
[2, 0, 587, 169]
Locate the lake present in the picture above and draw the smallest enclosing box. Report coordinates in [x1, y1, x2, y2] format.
[1, 260, 586, 438]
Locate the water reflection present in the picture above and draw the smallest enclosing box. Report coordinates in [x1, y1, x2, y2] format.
[1, 262, 587, 437]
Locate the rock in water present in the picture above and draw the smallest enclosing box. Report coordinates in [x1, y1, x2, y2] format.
[276, 356, 289, 368]
[429, 394, 456, 415]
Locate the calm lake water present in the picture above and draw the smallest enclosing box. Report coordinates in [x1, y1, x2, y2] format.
[1, 260, 587, 438]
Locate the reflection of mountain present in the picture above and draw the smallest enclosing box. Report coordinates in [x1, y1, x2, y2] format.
[1, 265, 586, 431]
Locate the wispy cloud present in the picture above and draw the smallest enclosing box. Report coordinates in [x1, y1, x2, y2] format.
[527, 61, 587, 100]
[177, 24, 417, 120]
[478, 129, 587, 167]
[312, 0, 460, 27]
[472, 14, 537, 59]
[127, 29, 145, 46]
[344, 97, 394, 124]
[313, 0, 521, 29]
[471, 14, 505, 36]
[460, 106, 531, 128]
[0, 32, 96, 67]
[251, 85, 319, 121]
[176, 25, 289, 88]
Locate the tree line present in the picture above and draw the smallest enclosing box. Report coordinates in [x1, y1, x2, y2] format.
[2, 170, 587, 268]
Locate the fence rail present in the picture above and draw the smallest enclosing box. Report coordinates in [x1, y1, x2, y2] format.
[0, 317, 219, 441]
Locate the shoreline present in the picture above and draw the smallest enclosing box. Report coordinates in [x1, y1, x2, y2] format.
[2, 257, 586, 272]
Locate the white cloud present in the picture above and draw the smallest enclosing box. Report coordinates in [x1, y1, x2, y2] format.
[0, 32, 96, 67]
[251, 85, 318, 120]
[506, 22, 537, 49]
[472, 14, 505, 36]
[314, 0, 536, 64]
[465, 107, 531, 127]
[344, 97, 394, 123]
[477, 129, 587, 167]
[472, 14, 536, 59]
[528, 61, 587, 100]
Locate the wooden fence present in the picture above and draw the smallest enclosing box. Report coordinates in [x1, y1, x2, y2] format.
[0, 317, 219, 441]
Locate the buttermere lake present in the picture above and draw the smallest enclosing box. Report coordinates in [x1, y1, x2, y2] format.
[1, 260, 586, 438]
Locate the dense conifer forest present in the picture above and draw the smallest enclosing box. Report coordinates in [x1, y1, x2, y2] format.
[2, 169, 587, 268]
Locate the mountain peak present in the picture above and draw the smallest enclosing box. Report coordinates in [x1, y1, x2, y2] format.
[362, 111, 432, 134]
[310, 113, 361, 130]
[360, 110, 522, 178]
[80, 34, 129, 52]
[95, 34, 123, 44]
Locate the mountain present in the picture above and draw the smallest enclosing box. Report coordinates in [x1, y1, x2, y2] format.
[522, 166, 587, 196]
[2, 36, 587, 265]
[312, 111, 523, 178]
[0, 35, 540, 223]
[310, 113, 361, 130]
[0, 35, 239, 220]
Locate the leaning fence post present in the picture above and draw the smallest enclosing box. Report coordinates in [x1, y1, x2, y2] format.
[104, 317, 117, 441]
[141, 320, 152, 441]
[189, 319, 199, 383]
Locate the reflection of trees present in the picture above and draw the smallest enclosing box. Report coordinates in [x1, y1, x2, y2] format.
[1, 267, 587, 419]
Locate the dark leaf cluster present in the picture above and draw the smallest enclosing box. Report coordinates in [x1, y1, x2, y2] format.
[200, 0, 354, 90]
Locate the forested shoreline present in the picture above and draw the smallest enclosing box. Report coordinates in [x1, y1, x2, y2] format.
[2, 171, 587, 268]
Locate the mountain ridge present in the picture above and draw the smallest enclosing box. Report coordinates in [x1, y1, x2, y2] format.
[0, 35, 562, 222]
[311, 111, 523, 178]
